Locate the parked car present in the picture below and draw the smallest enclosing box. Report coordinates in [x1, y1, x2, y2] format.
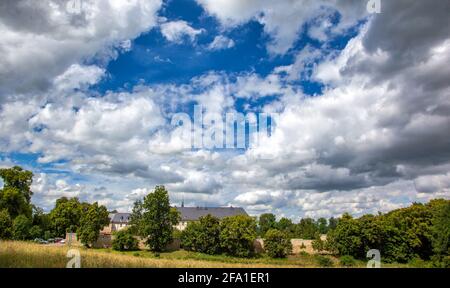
[54, 237, 64, 243]
[33, 238, 48, 244]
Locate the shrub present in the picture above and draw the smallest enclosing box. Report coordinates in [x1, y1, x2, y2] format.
[181, 214, 221, 255]
[300, 242, 306, 249]
[339, 255, 356, 267]
[112, 229, 139, 251]
[220, 215, 257, 258]
[316, 255, 333, 267]
[312, 235, 325, 252]
[264, 229, 292, 258]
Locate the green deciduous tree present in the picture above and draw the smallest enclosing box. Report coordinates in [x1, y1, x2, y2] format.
[0, 166, 34, 219]
[220, 215, 257, 257]
[295, 218, 319, 239]
[430, 200, 450, 260]
[49, 197, 84, 237]
[29, 225, 43, 239]
[264, 229, 292, 258]
[0, 209, 12, 239]
[136, 186, 180, 252]
[258, 213, 276, 236]
[77, 202, 109, 247]
[276, 217, 295, 237]
[181, 214, 221, 254]
[12, 215, 31, 240]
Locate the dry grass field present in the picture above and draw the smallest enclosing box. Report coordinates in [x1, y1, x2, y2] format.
[0, 241, 412, 268]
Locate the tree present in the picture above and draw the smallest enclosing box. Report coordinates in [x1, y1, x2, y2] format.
[0, 166, 33, 219]
[220, 215, 257, 257]
[264, 229, 292, 258]
[77, 202, 109, 247]
[29, 225, 43, 239]
[128, 199, 144, 235]
[112, 229, 139, 251]
[49, 197, 84, 237]
[276, 217, 295, 237]
[328, 217, 338, 231]
[181, 214, 221, 254]
[258, 213, 276, 236]
[430, 200, 450, 259]
[138, 186, 180, 252]
[12, 215, 31, 240]
[0, 166, 33, 202]
[295, 218, 319, 239]
[326, 213, 362, 257]
[317, 218, 328, 234]
[0, 209, 12, 239]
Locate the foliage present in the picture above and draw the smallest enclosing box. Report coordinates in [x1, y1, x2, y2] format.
[258, 213, 276, 236]
[0, 209, 12, 239]
[295, 218, 319, 239]
[312, 235, 326, 253]
[0, 166, 34, 219]
[326, 200, 450, 263]
[112, 229, 139, 251]
[317, 218, 328, 234]
[49, 197, 85, 237]
[77, 202, 109, 247]
[276, 217, 295, 237]
[133, 186, 180, 252]
[29, 225, 43, 239]
[339, 255, 356, 267]
[430, 200, 450, 258]
[181, 214, 221, 255]
[264, 229, 292, 258]
[12, 215, 31, 240]
[328, 217, 338, 231]
[220, 215, 257, 257]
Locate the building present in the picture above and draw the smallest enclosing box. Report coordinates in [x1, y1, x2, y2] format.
[102, 206, 247, 232]
[174, 206, 248, 231]
[101, 212, 131, 234]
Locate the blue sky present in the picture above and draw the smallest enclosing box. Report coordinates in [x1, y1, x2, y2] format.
[0, 0, 449, 220]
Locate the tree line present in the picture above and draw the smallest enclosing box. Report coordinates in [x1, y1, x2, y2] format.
[0, 166, 109, 246]
[312, 199, 450, 267]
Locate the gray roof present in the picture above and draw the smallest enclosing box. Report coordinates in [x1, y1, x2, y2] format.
[109, 213, 131, 223]
[175, 206, 247, 221]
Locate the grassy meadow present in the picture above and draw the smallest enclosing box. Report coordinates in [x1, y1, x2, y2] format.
[0, 241, 418, 268]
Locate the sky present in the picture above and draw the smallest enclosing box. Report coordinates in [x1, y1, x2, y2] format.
[0, 0, 449, 221]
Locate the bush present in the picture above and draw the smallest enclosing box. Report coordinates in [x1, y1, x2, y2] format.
[339, 255, 356, 267]
[12, 215, 31, 240]
[316, 255, 333, 267]
[181, 214, 221, 255]
[0, 209, 12, 239]
[264, 229, 292, 258]
[220, 215, 257, 258]
[112, 229, 139, 251]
